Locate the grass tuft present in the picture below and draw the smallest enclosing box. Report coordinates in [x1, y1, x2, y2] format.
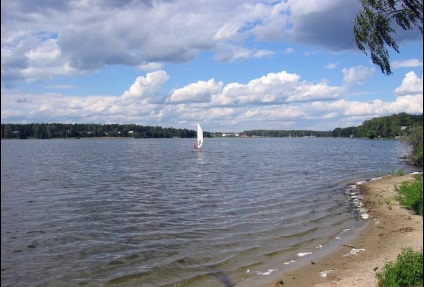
[375, 248, 423, 287]
[396, 176, 423, 216]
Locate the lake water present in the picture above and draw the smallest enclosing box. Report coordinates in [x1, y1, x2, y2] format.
[1, 138, 420, 287]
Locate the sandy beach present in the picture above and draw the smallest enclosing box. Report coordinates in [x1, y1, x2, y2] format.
[259, 173, 423, 287]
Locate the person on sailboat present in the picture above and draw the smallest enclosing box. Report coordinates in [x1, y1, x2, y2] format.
[193, 123, 203, 151]
[193, 142, 201, 151]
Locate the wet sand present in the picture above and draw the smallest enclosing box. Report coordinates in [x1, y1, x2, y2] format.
[259, 173, 423, 287]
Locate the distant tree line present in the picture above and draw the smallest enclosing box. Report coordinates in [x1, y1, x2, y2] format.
[0, 123, 213, 139]
[332, 113, 423, 139]
[242, 130, 332, 137]
[242, 113, 422, 139]
[2, 113, 422, 140]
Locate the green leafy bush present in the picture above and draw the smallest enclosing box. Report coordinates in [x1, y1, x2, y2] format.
[376, 248, 423, 287]
[397, 176, 423, 216]
[402, 125, 423, 166]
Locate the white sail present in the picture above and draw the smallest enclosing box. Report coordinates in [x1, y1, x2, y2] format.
[197, 123, 204, 148]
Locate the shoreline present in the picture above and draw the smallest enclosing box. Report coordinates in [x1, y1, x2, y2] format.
[254, 173, 423, 287]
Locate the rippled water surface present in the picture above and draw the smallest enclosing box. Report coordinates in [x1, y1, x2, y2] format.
[1, 138, 418, 287]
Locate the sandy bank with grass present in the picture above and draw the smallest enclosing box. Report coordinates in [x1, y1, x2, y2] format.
[262, 173, 423, 287]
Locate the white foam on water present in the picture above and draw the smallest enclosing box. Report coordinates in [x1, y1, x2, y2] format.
[348, 184, 369, 220]
[297, 252, 312, 257]
[358, 207, 368, 213]
[343, 248, 365, 256]
[256, 269, 277, 276]
[410, 171, 423, 175]
[284, 260, 297, 265]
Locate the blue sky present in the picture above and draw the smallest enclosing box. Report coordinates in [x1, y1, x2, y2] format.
[1, 0, 422, 132]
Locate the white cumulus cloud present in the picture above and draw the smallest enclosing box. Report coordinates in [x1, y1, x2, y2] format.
[121, 70, 169, 104]
[169, 79, 223, 103]
[342, 66, 375, 86]
[394, 71, 423, 96]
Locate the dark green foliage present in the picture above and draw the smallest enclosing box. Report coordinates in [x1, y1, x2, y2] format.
[332, 126, 357, 138]
[333, 113, 423, 139]
[354, 0, 423, 75]
[402, 125, 423, 165]
[0, 123, 208, 139]
[397, 175, 423, 215]
[375, 248, 423, 287]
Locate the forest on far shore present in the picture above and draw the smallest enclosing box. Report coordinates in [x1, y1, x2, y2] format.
[241, 112, 422, 139]
[1, 112, 422, 140]
[0, 123, 204, 139]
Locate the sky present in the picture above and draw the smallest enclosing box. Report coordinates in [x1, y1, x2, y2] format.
[1, 0, 423, 132]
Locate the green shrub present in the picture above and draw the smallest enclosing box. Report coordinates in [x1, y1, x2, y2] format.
[375, 248, 423, 287]
[415, 147, 423, 166]
[391, 168, 405, 176]
[397, 176, 423, 216]
[402, 125, 423, 166]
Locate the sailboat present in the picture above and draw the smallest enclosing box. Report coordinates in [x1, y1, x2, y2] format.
[193, 123, 203, 151]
